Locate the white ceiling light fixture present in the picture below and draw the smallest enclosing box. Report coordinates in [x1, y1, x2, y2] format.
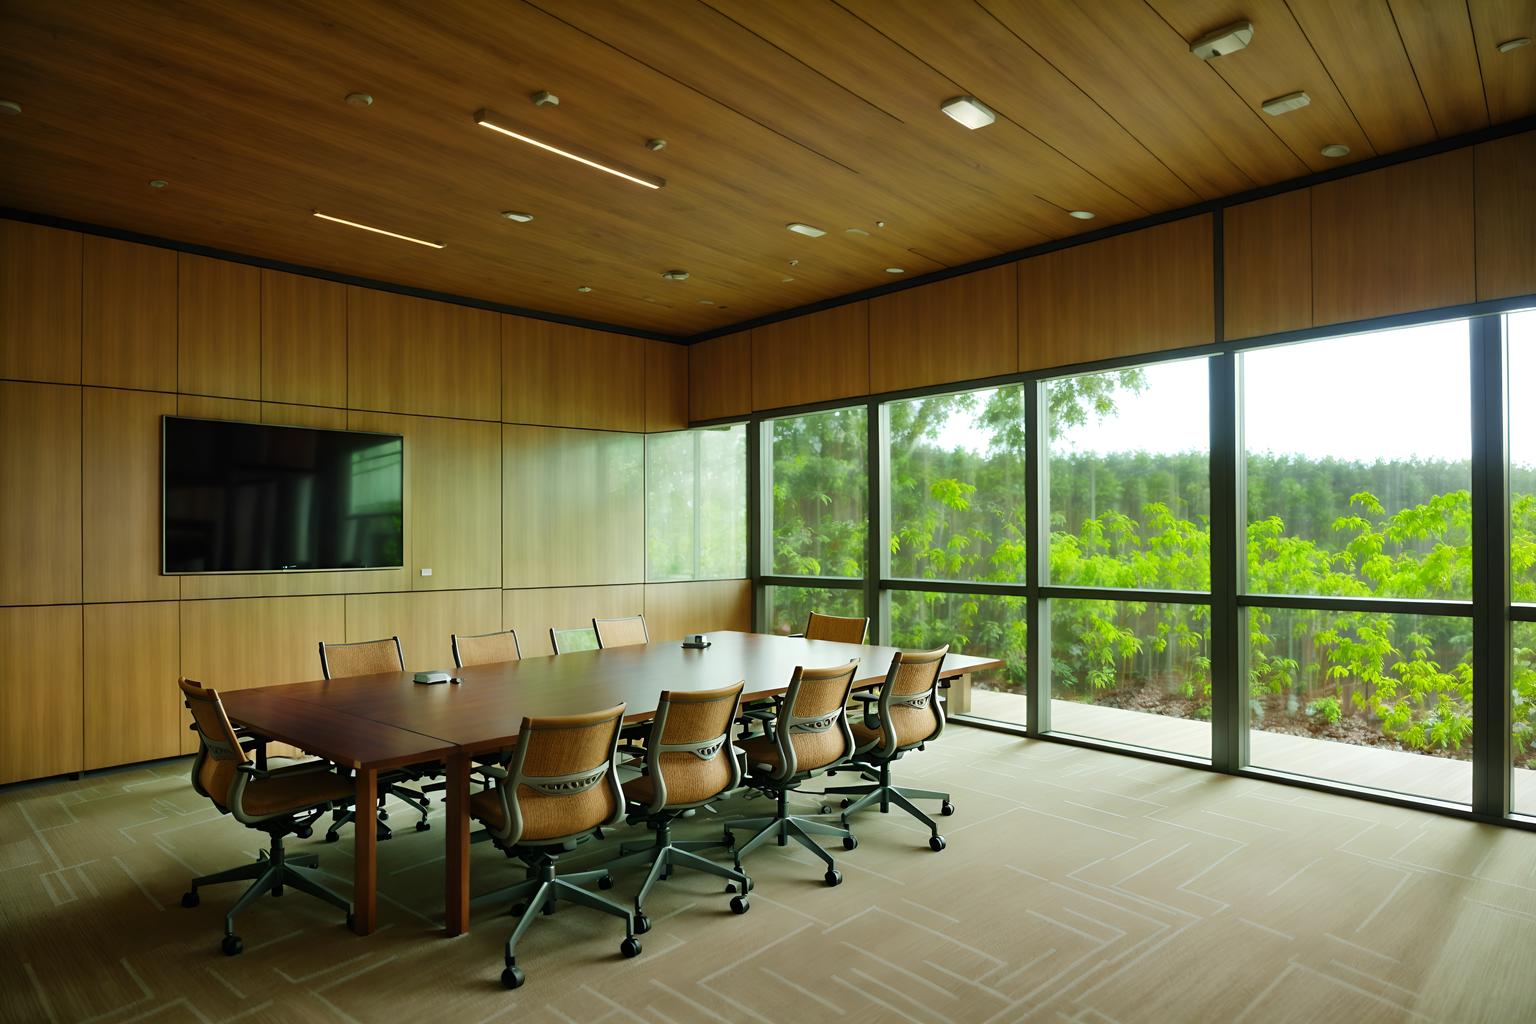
[577, 285, 592, 293]
[940, 95, 996, 129]
[1497, 37, 1531, 53]
[0, 100, 20, 116]
[312, 211, 445, 248]
[345, 92, 373, 107]
[474, 109, 666, 190]
[149, 179, 168, 189]
[786, 222, 826, 237]
[1190, 21, 1254, 59]
[698, 299, 715, 305]
[661, 269, 690, 281]
[845, 227, 870, 237]
[1069, 210, 1095, 220]
[532, 91, 559, 107]
[500, 210, 534, 222]
[1261, 91, 1311, 116]
[885, 267, 905, 274]
[1321, 143, 1351, 158]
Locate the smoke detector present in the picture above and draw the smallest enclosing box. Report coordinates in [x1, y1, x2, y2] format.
[1191, 21, 1253, 60]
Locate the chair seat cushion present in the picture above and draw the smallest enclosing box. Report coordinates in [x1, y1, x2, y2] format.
[737, 736, 781, 774]
[241, 765, 354, 817]
[622, 773, 657, 806]
[469, 784, 615, 843]
[851, 721, 884, 754]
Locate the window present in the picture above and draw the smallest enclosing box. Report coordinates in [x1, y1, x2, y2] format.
[645, 425, 746, 582]
[764, 407, 867, 578]
[764, 585, 863, 637]
[889, 589, 1026, 725]
[1510, 310, 1536, 814]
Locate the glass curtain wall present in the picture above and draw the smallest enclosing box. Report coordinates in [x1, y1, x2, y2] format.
[1509, 310, 1536, 815]
[645, 424, 747, 582]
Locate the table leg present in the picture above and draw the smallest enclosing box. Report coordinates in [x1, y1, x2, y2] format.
[351, 767, 377, 935]
[445, 753, 471, 936]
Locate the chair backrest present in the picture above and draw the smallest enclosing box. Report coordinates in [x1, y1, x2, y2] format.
[452, 628, 522, 668]
[550, 626, 600, 655]
[593, 614, 648, 649]
[492, 704, 627, 846]
[179, 678, 249, 809]
[769, 660, 859, 780]
[871, 646, 949, 759]
[319, 636, 404, 679]
[637, 681, 744, 813]
[804, 612, 869, 645]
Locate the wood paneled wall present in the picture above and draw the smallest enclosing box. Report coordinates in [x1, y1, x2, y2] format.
[0, 222, 715, 785]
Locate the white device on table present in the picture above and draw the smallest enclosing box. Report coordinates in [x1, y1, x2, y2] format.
[413, 670, 455, 685]
[681, 633, 711, 649]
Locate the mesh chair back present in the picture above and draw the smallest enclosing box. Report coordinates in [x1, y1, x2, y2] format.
[496, 704, 627, 845]
[593, 614, 648, 649]
[319, 636, 403, 678]
[550, 626, 600, 655]
[771, 660, 859, 779]
[804, 612, 869, 644]
[638, 681, 744, 812]
[871, 646, 949, 758]
[452, 629, 522, 668]
[179, 678, 249, 808]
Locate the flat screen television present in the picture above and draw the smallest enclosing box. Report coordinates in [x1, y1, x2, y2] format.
[162, 416, 404, 574]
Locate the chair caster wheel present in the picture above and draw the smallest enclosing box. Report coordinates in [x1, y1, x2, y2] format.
[842, 835, 858, 851]
[346, 912, 356, 931]
[722, 831, 735, 848]
[940, 800, 955, 817]
[415, 820, 431, 832]
[819, 805, 833, 814]
[542, 900, 556, 915]
[730, 895, 750, 914]
[378, 809, 389, 821]
[181, 890, 199, 908]
[221, 934, 243, 957]
[824, 869, 843, 887]
[324, 832, 340, 844]
[501, 965, 525, 989]
[620, 937, 642, 958]
[511, 903, 527, 917]
[929, 836, 947, 852]
[634, 913, 651, 935]
[297, 826, 313, 839]
[598, 874, 614, 890]
[840, 799, 851, 809]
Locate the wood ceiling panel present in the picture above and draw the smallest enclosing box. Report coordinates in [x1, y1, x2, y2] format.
[977, 0, 1308, 198]
[1468, 0, 1536, 124]
[1389, 0, 1490, 137]
[1146, 0, 1377, 171]
[837, 0, 1198, 212]
[1285, 0, 1438, 152]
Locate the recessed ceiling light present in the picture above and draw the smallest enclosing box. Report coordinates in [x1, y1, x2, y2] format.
[940, 95, 996, 129]
[345, 92, 373, 107]
[1261, 91, 1311, 116]
[876, 220, 887, 228]
[1321, 143, 1351, 158]
[646, 138, 667, 151]
[1190, 21, 1253, 59]
[1069, 210, 1095, 220]
[577, 285, 592, 293]
[0, 100, 20, 116]
[885, 267, 905, 274]
[500, 210, 534, 222]
[661, 270, 690, 281]
[475, 108, 665, 189]
[312, 211, 444, 248]
[845, 227, 870, 237]
[698, 299, 715, 305]
[148, 179, 168, 189]
[1497, 37, 1531, 53]
[786, 222, 826, 237]
[531, 91, 559, 107]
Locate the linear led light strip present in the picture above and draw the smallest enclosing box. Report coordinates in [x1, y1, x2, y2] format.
[312, 211, 445, 248]
[474, 108, 665, 190]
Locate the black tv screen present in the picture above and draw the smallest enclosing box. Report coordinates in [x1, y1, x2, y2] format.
[163, 417, 403, 574]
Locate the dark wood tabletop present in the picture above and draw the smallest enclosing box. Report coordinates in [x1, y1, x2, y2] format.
[218, 691, 455, 770]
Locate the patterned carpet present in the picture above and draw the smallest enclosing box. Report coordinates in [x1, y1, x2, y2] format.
[3, 725, 1535, 1024]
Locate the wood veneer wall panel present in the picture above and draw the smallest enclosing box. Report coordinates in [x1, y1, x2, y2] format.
[1223, 190, 1313, 340]
[410, 415, 502, 591]
[689, 331, 751, 422]
[645, 340, 689, 432]
[0, 382, 82, 605]
[502, 585, 646, 659]
[1475, 131, 1536, 301]
[83, 601, 180, 769]
[82, 236, 177, 392]
[83, 387, 179, 603]
[1018, 214, 1214, 371]
[868, 265, 1017, 393]
[261, 271, 347, 408]
[752, 303, 869, 411]
[1312, 149, 1475, 326]
[503, 425, 644, 588]
[502, 317, 647, 431]
[644, 580, 751, 643]
[0, 221, 81, 384]
[348, 288, 500, 420]
[0, 604, 83, 784]
[344, 589, 501, 673]
[177, 253, 260, 399]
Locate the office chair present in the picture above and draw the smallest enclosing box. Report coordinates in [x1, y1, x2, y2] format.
[796, 611, 870, 644]
[177, 679, 353, 955]
[550, 625, 600, 654]
[603, 682, 751, 932]
[821, 646, 954, 851]
[317, 636, 432, 841]
[453, 628, 523, 667]
[469, 703, 640, 988]
[593, 614, 648, 648]
[724, 660, 860, 886]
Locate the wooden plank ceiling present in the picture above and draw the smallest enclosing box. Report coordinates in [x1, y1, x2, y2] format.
[0, 0, 1530, 337]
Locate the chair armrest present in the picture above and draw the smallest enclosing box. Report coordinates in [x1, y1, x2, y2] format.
[479, 764, 509, 782]
[852, 691, 879, 704]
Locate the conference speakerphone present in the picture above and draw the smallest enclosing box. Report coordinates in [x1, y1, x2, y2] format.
[413, 671, 460, 685]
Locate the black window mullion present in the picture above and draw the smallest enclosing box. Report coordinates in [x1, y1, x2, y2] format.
[1471, 313, 1512, 818]
[747, 419, 764, 631]
[868, 398, 885, 643]
[1209, 352, 1244, 770]
[1026, 379, 1049, 736]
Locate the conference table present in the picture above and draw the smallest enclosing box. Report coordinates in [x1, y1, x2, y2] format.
[219, 631, 1003, 938]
